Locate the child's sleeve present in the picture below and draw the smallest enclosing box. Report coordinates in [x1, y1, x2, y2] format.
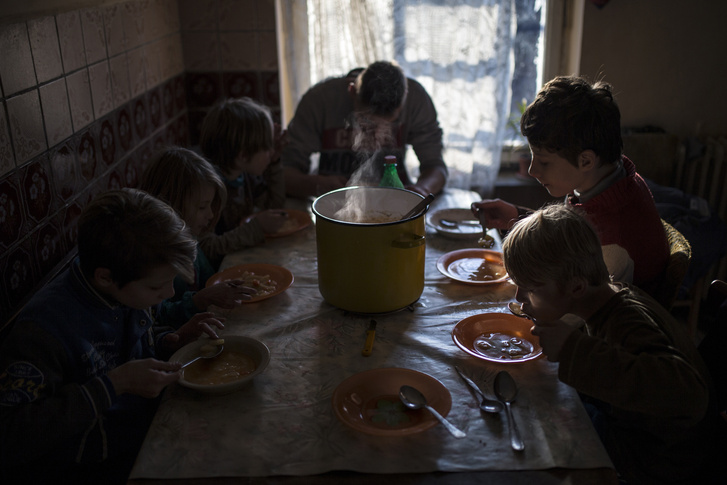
[158, 291, 200, 329]
[558, 322, 709, 422]
[0, 321, 116, 466]
[198, 222, 265, 264]
[255, 158, 286, 210]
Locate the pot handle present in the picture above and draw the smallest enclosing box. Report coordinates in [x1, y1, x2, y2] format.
[391, 233, 426, 249]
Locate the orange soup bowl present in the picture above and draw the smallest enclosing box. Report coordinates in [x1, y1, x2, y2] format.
[452, 313, 542, 363]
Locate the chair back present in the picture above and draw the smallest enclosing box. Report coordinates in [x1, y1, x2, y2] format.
[651, 220, 691, 310]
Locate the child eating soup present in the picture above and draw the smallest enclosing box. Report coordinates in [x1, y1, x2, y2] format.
[140, 147, 259, 328]
[502, 203, 722, 484]
[199, 97, 288, 264]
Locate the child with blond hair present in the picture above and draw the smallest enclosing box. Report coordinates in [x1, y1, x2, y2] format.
[140, 147, 262, 328]
[503, 203, 722, 484]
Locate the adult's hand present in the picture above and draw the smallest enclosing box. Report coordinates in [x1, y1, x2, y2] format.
[405, 184, 430, 197]
[107, 358, 181, 398]
[408, 166, 447, 197]
[470, 199, 521, 230]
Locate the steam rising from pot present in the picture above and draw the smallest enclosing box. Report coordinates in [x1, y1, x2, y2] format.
[334, 114, 400, 222]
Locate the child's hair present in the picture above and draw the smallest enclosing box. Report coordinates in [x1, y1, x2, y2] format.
[139, 147, 226, 235]
[502, 203, 610, 291]
[520, 75, 623, 166]
[78, 188, 197, 288]
[199, 97, 275, 173]
[354, 60, 408, 117]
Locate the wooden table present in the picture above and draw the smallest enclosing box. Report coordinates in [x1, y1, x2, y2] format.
[128, 189, 616, 485]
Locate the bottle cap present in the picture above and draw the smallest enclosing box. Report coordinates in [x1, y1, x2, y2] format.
[384, 155, 397, 164]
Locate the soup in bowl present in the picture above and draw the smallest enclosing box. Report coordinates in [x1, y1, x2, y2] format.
[170, 336, 271, 394]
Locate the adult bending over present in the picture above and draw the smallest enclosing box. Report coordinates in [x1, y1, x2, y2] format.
[281, 60, 448, 197]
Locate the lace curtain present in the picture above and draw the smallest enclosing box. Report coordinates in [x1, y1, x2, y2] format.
[277, 0, 517, 196]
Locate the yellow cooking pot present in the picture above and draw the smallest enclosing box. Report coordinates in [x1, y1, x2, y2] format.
[313, 187, 429, 314]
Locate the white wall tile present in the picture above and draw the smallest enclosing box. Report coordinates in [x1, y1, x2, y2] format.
[183, 32, 219, 71]
[109, 53, 131, 107]
[0, 23, 37, 96]
[123, 0, 147, 50]
[219, 0, 257, 31]
[257, 0, 277, 30]
[179, 0, 218, 31]
[89, 61, 113, 118]
[220, 32, 257, 71]
[127, 46, 147, 98]
[104, 4, 127, 57]
[0, 103, 15, 176]
[157, 34, 184, 84]
[259, 31, 278, 70]
[81, 8, 107, 65]
[39, 79, 73, 147]
[57, 11, 87, 73]
[28, 16, 63, 84]
[6, 90, 46, 164]
[162, 0, 181, 34]
[66, 68, 94, 131]
[144, 40, 162, 88]
[145, 0, 163, 41]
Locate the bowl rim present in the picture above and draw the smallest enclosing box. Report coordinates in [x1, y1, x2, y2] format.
[170, 335, 271, 392]
[436, 248, 510, 285]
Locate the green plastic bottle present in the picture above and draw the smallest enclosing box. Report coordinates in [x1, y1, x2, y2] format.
[379, 155, 405, 189]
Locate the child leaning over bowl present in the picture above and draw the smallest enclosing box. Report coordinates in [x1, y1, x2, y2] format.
[198, 96, 288, 264]
[0, 188, 224, 485]
[140, 147, 264, 328]
[502, 203, 723, 485]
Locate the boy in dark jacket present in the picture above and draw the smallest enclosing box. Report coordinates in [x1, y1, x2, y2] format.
[0, 188, 225, 484]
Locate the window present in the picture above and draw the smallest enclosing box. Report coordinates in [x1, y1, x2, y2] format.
[507, 0, 546, 146]
[278, 0, 551, 194]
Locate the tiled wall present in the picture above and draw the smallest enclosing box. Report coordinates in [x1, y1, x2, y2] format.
[0, 0, 280, 327]
[180, 0, 280, 142]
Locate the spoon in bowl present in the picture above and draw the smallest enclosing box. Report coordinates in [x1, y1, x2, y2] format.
[494, 371, 524, 451]
[180, 343, 224, 369]
[399, 385, 466, 438]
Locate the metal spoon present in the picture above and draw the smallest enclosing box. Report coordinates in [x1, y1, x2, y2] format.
[440, 218, 481, 228]
[454, 366, 503, 413]
[508, 301, 532, 320]
[180, 344, 223, 369]
[402, 193, 435, 220]
[471, 205, 495, 248]
[494, 371, 524, 451]
[399, 385, 466, 438]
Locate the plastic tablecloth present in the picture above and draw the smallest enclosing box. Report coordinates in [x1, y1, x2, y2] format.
[129, 190, 614, 483]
